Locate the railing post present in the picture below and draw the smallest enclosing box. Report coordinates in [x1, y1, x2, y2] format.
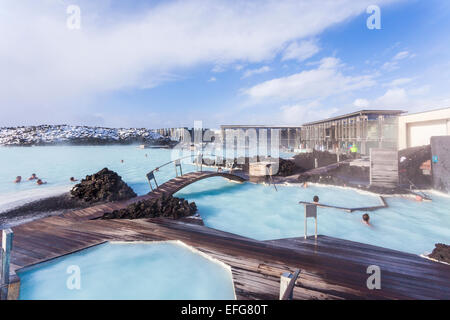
[196, 154, 203, 172]
[304, 204, 317, 239]
[279, 272, 293, 300]
[1, 229, 13, 300]
[174, 159, 182, 177]
[146, 171, 158, 191]
[280, 269, 300, 300]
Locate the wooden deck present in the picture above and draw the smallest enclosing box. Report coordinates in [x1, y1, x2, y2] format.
[6, 203, 450, 300]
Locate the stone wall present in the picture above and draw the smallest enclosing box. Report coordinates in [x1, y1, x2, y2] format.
[431, 136, 450, 193]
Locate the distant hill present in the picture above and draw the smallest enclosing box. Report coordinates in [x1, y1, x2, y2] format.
[0, 125, 173, 146]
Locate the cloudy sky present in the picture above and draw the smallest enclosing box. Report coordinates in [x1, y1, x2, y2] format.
[1, 0, 449, 128]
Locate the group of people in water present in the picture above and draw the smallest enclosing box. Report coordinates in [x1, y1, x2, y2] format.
[311, 194, 372, 227]
[14, 173, 46, 185]
[14, 174, 79, 185]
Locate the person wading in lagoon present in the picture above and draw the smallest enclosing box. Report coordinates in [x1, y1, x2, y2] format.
[313, 195, 319, 203]
[70, 177, 78, 182]
[14, 176, 22, 183]
[28, 173, 38, 180]
[362, 213, 372, 226]
[36, 179, 47, 185]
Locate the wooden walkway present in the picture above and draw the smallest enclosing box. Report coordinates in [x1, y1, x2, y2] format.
[148, 170, 247, 198]
[6, 206, 450, 300]
[300, 160, 352, 177]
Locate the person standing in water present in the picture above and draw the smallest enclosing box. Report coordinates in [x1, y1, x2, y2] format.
[14, 176, 22, 183]
[313, 195, 319, 203]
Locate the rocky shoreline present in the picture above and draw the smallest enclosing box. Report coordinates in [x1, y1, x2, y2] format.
[0, 193, 93, 227]
[428, 243, 450, 264]
[0, 125, 174, 146]
[101, 194, 197, 220]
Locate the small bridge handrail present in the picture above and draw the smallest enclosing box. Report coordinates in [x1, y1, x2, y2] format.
[148, 155, 196, 174]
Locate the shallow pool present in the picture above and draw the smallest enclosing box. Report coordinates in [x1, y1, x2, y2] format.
[17, 242, 235, 300]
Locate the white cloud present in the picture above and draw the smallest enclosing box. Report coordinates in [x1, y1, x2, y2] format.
[375, 88, 409, 107]
[278, 103, 339, 125]
[382, 51, 415, 71]
[281, 39, 320, 62]
[241, 66, 271, 79]
[361, 85, 434, 109]
[208, 77, 217, 82]
[0, 0, 399, 125]
[393, 51, 412, 60]
[211, 65, 226, 73]
[244, 57, 376, 102]
[409, 85, 430, 96]
[353, 98, 370, 108]
[385, 78, 413, 87]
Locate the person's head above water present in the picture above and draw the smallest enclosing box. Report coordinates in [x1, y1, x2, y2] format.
[313, 195, 319, 203]
[362, 213, 370, 223]
[15, 176, 22, 183]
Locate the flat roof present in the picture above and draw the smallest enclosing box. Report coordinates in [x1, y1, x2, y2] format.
[220, 125, 302, 129]
[302, 109, 405, 126]
[400, 106, 450, 117]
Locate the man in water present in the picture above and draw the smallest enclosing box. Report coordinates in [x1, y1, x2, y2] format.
[36, 179, 47, 185]
[28, 173, 38, 180]
[14, 176, 22, 183]
[70, 177, 78, 182]
[362, 213, 371, 226]
[313, 195, 319, 203]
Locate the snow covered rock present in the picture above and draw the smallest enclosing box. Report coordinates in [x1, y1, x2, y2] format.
[0, 125, 170, 146]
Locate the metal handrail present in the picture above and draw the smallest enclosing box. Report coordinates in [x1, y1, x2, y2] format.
[406, 178, 431, 200]
[148, 155, 194, 174]
[146, 152, 226, 190]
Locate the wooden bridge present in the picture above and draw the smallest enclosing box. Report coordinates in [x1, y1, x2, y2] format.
[145, 155, 248, 198]
[148, 171, 247, 198]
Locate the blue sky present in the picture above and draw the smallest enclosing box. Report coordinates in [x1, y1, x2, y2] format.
[1, 0, 449, 128]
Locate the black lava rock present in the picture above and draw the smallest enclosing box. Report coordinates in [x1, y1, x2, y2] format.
[70, 168, 137, 203]
[428, 243, 450, 264]
[101, 193, 197, 220]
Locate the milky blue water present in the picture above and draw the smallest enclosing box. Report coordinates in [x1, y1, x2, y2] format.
[18, 242, 235, 300]
[1, 145, 449, 254]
